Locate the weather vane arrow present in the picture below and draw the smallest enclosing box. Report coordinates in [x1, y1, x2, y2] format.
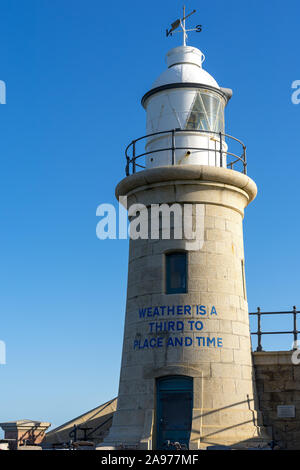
[166, 6, 202, 46]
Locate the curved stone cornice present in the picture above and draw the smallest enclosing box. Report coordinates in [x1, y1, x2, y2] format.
[115, 166, 257, 205]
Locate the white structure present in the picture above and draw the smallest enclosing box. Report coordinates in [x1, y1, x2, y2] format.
[142, 45, 232, 169]
[100, 14, 270, 450]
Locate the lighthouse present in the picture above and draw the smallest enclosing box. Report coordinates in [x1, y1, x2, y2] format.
[101, 9, 269, 450]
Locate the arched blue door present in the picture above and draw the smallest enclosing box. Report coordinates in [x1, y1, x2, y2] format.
[156, 376, 193, 449]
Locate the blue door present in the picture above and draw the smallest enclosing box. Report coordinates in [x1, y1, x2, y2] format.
[156, 376, 193, 450]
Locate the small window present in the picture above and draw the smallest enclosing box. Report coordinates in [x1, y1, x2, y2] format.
[166, 252, 187, 295]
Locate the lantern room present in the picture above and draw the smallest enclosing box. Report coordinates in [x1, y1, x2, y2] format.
[140, 45, 232, 169]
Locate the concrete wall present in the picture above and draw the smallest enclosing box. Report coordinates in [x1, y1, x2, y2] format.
[253, 351, 300, 450]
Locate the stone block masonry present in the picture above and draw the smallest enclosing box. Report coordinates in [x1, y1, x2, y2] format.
[253, 351, 300, 450]
[99, 166, 270, 450]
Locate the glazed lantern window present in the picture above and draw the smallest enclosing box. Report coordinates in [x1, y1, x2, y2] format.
[185, 90, 225, 133]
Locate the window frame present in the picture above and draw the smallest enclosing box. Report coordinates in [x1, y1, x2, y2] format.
[165, 251, 188, 295]
[185, 90, 225, 134]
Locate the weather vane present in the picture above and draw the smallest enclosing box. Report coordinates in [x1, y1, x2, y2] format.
[166, 6, 202, 46]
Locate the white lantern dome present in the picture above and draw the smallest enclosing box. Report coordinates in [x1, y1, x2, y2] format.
[150, 45, 220, 90]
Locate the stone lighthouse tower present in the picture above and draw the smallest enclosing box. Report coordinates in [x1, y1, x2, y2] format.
[101, 11, 269, 450]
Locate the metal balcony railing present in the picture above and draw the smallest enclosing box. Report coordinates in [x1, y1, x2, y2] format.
[249, 306, 300, 352]
[125, 128, 247, 176]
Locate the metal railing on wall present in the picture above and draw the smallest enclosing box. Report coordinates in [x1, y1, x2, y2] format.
[249, 306, 300, 352]
[125, 128, 247, 176]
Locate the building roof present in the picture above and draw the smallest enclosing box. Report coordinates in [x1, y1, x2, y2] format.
[44, 398, 117, 446]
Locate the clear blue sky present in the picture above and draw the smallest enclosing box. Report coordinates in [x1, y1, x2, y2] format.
[0, 0, 299, 432]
